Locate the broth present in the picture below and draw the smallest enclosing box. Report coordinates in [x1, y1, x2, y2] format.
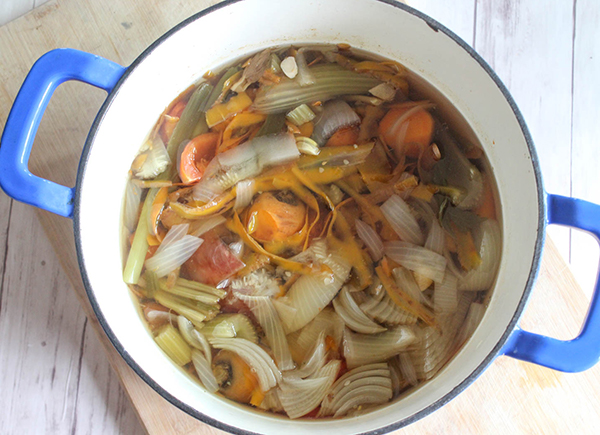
[121, 44, 501, 419]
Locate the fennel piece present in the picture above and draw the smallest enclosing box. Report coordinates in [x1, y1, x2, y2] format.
[166, 83, 213, 166]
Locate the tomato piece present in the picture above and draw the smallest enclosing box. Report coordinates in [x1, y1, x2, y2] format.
[182, 232, 245, 286]
[178, 132, 220, 184]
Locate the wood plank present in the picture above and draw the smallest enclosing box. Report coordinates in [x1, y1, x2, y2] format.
[570, 0, 600, 299]
[410, 0, 476, 45]
[474, 0, 574, 267]
[0, 200, 143, 434]
[0, 202, 85, 433]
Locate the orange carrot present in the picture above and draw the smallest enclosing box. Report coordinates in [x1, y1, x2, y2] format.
[325, 125, 360, 147]
[246, 192, 306, 243]
[379, 106, 434, 158]
[178, 132, 220, 184]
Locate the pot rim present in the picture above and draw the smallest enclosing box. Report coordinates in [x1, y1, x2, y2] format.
[72, 1, 546, 433]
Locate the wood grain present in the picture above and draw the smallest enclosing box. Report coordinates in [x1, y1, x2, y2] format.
[1, 0, 599, 434]
[571, 0, 600, 297]
[474, 0, 575, 274]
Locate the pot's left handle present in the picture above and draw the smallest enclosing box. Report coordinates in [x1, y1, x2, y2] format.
[0, 48, 125, 218]
[502, 194, 600, 372]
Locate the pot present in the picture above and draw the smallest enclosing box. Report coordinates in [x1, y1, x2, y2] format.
[1, 0, 600, 433]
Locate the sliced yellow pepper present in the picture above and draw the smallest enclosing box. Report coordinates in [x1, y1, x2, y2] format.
[205, 92, 253, 128]
[328, 212, 372, 289]
[376, 265, 437, 328]
[228, 212, 320, 275]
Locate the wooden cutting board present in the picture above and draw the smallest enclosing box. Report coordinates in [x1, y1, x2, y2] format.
[1, 0, 599, 433]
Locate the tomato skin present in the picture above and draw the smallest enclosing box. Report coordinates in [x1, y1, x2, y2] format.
[178, 132, 220, 184]
[182, 232, 244, 286]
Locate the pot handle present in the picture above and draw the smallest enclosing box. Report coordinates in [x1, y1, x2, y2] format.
[501, 193, 600, 372]
[0, 48, 125, 218]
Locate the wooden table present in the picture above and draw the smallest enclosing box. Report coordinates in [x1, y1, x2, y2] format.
[1, 0, 600, 434]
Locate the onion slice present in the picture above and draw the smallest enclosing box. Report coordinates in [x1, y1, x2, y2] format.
[360, 280, 418, 325]
[458, 219, 502, 291]
[397, 352, 418, 387]
[209, 337, 282, 391]
[156, 223, 188, 254]
[190, 215, 226, 237]
[286, 308, 345, 362]
[278, 360, 341, 419]
[312, 100, 360, 146]
[236, 293, 295, 370]
[177, 316, 212, 362]
[392, 266, 432, 307]
[343, 326, 416, 369]
[380, 195, 424, 245]
[319, 362, 392, 417]
[384, 241, 447, 283]
[234, 179, 255, 211]
[425, 219, 445, 255]
[409, 292, 474, 380]
[284, 332, 327, 379]
[191, 350, 219, 393]
[193, 133, 299, 201]
[145, 235, 203, 278]
[434, 271, 458, 313]
[280, 243, 351, 333]
[333, 287, 386, 334]
[355, 219, 384, 261]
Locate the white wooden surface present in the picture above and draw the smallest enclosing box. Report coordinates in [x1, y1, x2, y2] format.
[0, 0, 599, 434]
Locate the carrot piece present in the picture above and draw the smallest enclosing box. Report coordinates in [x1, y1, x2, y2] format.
[325, 125, 360, 147]
[379, 106, 434, 158]
[178, 132, 220, 184]
[474, 178, 496, 219]
[246, 192, 306, 243]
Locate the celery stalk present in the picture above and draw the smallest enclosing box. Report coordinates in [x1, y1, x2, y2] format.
[253, 64, 381, 113]
[286, 104, 315, 126]
[167, 83, 213, 164]
[155, 324, 192, 366]
[123, 188, 158, 285]
[144, 270, 160, 298]
[158, 281, 222, 305]
[175, 277, 227, 298]
[202, 314, 258, 343]
[155, 290, 217, 327]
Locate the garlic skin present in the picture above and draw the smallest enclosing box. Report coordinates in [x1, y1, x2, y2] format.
[281, 56, 298, 79]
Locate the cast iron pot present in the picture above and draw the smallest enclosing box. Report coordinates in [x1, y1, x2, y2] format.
[2, 0, 600, 434]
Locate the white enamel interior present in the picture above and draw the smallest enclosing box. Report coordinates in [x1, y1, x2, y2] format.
[77, 0, 542, 433]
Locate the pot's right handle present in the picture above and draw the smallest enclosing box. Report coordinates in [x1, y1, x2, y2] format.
[502, 193, 600, 372]
[0, 48, 125, 218]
